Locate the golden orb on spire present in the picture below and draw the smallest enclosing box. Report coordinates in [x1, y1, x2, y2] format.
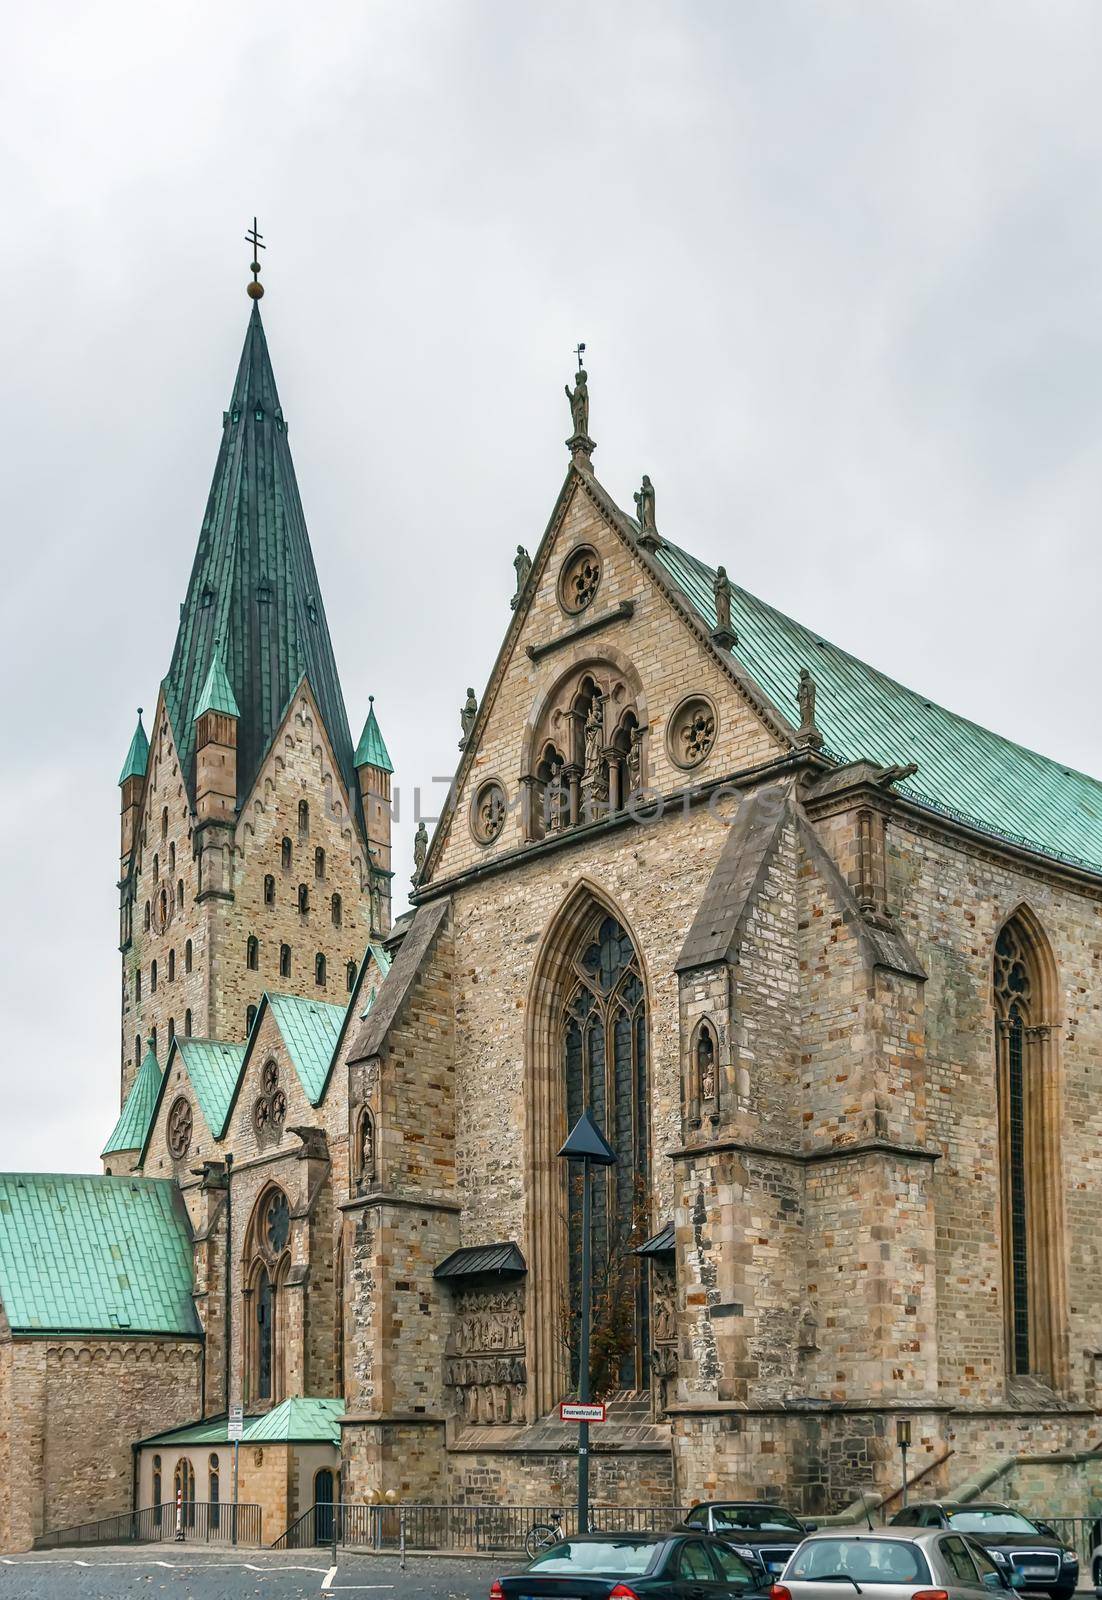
[247, 277, 265, 300]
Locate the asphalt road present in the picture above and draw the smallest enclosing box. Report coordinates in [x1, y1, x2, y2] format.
[0, 1550, 522, 1600]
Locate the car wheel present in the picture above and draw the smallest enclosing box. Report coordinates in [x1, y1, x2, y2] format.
[1094, 1559, 1102, 1600]
[1051, 1584, 1076, 1600]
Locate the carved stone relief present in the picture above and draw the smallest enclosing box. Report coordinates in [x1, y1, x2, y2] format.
[167, 1096, 192, 1160]
[650, 1263, 678, 1415]
[470, 779, 507, 846]
[444, 1286, 527, 1424]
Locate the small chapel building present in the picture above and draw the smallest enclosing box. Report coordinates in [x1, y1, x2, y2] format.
[2, 275, 1102, 1551]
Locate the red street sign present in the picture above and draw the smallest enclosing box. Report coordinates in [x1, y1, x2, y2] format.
[560, 1401, 606, 1423]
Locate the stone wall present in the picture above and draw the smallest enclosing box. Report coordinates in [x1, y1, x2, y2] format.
[0, 1336, 201, 1552]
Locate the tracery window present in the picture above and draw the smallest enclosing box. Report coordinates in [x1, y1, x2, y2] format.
[245, 1186, 292, 1405]
[562, 913, 649, 1389]
[993, 913, 1064, 1387]
[525, 661, 645, 840]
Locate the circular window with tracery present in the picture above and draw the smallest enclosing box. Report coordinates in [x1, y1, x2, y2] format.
[264, 1190, 290, 1255]
[558, 545, 602, 615]
[167, 1096, 193, 1159]
[667, 694, 718, 770]
[470, 779, 507, 845]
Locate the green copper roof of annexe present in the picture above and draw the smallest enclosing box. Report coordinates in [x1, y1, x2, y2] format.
[162, 304, 358, 813]
[118, 710, 149, 785]
[654, 538, 1102, 875]
[138, 1396, 344, 1448]
[0, 1174, 200, 1337]
[102, 1042, 163, 1156]
[354, 696, 393, 773]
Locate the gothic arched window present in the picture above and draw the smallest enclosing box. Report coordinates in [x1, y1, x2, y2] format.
[246, 935, 258, 971]
[264, 874, 275, 905]
[523, 659, 646, 840]
[245, 1186, 292, 1405]
[298, 800, 309, 836]
[281, 837, 292, 871]
[994, 913, 1064, 1388]
[280, 943, 291, 979]
[562, 913, 649, 1390]
[315, 952, 326, 987]
[185, 939, 193, 974]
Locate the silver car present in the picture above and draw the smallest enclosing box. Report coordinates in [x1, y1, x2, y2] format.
[776, 1527, 1014, 1600]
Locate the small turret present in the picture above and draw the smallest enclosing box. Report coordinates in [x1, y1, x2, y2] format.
[118, 709, 148, 949]
[194, 645, 239, 902]
[355, 696, 394, 935]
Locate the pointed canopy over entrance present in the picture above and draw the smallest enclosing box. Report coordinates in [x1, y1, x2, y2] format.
[163, 305, 357, 812]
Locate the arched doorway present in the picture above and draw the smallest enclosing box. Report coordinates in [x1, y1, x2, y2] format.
[314, 1467, 335, 1545]
[525, 883, 652, 1416]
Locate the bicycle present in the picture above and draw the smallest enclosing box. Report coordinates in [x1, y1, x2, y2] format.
[525, 1511, 565, 1559]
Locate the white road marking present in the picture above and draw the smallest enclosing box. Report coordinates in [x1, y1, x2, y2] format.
[323, 1562, 339, 1589]
[0, 1555, 329, 1573]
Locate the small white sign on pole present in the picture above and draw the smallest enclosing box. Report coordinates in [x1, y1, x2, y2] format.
[227, 1404, 244, 1442]
[559, 1401, 606, 1423]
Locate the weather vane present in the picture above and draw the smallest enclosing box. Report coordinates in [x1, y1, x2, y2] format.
[246, 217, 266, 300]
[574, 341, 586, 372]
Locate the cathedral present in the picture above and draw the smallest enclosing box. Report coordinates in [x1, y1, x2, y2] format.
[2, 272, 1102, 1553]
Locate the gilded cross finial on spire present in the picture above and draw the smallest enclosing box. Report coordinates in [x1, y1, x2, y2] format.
[246, 217, 266, 301]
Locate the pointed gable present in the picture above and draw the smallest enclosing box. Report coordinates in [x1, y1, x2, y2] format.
[163, 304, 357, 812]
[265, 992, 346, 1104]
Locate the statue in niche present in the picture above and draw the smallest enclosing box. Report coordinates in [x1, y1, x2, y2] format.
[459, 688, 478, 748]
[583, 699, 604, 780]
[511, 546, 532, 609]
[713, 565, 733, 634]
[697, 1026, 717, 1103]
[546, 758, 566, 833]
[565, 369, 589, 438]
[626, 726, 643, 795]
[358, 1108, 375, 1186]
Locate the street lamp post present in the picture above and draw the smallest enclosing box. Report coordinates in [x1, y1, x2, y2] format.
[896, 1417, 912, 1509]
[558, 1108, 617, 1536]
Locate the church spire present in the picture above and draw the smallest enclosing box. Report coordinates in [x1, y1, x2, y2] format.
[162, 303, 357, 817]
[118, 707, 148, 786]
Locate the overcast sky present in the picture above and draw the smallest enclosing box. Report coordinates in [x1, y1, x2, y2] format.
[3, 1, 1102, 1172]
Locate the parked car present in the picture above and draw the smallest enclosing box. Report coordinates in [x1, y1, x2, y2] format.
[774, 1526, 1013, 1600]
[679, 1504, 816, 1583]
[888, 1502, 1078, 1600]
[490, 1531, 771, 1600]
[1087, 1529, 1102, 1598]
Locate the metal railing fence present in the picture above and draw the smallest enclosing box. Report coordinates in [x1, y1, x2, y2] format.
[35, 1500, 262, 1551]
[1032, 1516, 1102, 1568]
[272, 1501, 685, 1552]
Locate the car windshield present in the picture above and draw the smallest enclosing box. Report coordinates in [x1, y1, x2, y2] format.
[712, 1506, 805, 1534]
[527, 1540, 657, 1575]
[789, 1539, 931, 1585]
[947, 1512, 1040, 1536]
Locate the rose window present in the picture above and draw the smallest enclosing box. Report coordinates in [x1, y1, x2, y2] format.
[167, 1097, 192, 1159]
[667, 695, 718, 770]
[558, 546, 602, 615]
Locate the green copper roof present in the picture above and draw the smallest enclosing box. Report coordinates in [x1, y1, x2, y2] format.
[139, 1397, 344, 1449]
[102, 1043, 163, 1156]
[354, 697, 393, 773]
[193, 644, 240, 720]
[118, 710, 149, 785]
[174, 1038, 246, 1140]
[360, 943, 392, 1017]
[656, 538, 1102, 875]
[163, 304, 357, 812]
[0, 1174, 200, 1337]
[267, 992, 346, 1104]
